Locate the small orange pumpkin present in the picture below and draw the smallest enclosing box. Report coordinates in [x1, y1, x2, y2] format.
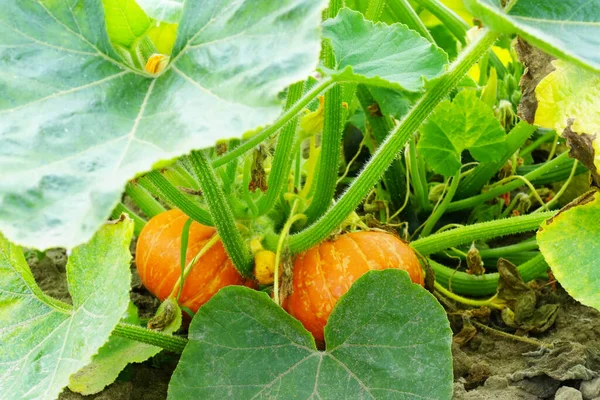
[136, 209, 245, 313]
[285, 231, 423, 342]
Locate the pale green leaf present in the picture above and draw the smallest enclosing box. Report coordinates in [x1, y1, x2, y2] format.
[0, 0, 326, 250]
[137, 0, 184, 24]
[103, 0, 152, 48]
[321, 8, 448, 92]
[0, 217, 133, 400]
[538, 192, 600, 310]
[168, 270, 453, 399]
[418, 89, 507, 176]
[68, 300, 182, 395]
[465, 0, 600, 71]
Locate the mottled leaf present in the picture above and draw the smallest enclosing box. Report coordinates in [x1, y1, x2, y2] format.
[466, 0, 600, 71]
[321, 8, 448, 92]
[538, 192, 600, 311]
[0, 0, 326, 250]
[168, 270, 453, 399]
[418, 89, 507, 176]
[68, 300, 182, 395]
[0, 217, 133, 400]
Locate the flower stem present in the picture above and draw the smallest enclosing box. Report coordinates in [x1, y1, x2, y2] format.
[288, 29, 500, 254]
[421, 169, 461, 236]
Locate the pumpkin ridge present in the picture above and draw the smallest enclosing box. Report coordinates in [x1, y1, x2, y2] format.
[183, 254, 231, 308]
[316, 241, 337, 313]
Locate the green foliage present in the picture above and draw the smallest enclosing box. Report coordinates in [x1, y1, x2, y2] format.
[0, 217, 133, 399]
[68, 300, 182, 395]
[169, 270, 453, 399]
[137, 0, 184, 23]
[466, 0, 600, 71]
[0, 0, 327, 250]
[538, 192, 600, 311]
[322, 8, 448, 92]
[418, 89, 507, 177]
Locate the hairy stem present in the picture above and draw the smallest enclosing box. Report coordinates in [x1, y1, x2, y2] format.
[113, 323, 187, 354]
[125, 182, 166, 218]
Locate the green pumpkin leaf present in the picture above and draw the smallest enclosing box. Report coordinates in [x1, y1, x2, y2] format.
[465, 0, 600, 71]
[418, 89, 507, 176]
[168, 270, 453, 399]
[0, 217, 133, 400]
[68, 300, 182, 395]
[137, 0, 184, 24]
[103, 0, 152, 49]
[0, 0, 326, 250]
[321, 8, 448, 92]
[538, 192, 600, 310]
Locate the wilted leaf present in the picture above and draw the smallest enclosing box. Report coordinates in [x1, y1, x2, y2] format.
[466, 0, 600, 71]
[322, 8, 448, 92]
[538, 192, 600, 311]
[0, 217, 133, 399]
[418, 89, 507, 176]
[0, 0, 326, 250]
[168, 270, 453, 399]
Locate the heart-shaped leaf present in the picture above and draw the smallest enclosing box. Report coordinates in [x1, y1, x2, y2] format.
[168, 270, 453, 399]
[418, 89, 507, 176]
[0, 216, 133, 400]
[465, 0, 600, 71]
[137, 0, 184, 24]
[0, 0, 326, 250]
[538, 192, 600, 311]
[321, 8, 448, 92]
[68, 300, 182, 395]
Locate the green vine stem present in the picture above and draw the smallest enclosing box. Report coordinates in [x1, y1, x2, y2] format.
[408, 135, 430, 212]
[113, 323, 187, 354]
[189, 150, 253, 276]
[431, 254, 549, 296]
[257, 81, 304, 215]
[140, 171, 213, 226]
[447, 152, 572, 213]
[457, 121, 536, 199]
[365, 0, 386, 21]
[520, 129, 555, 157]
[125, 182, 166, 218]
[288, 29, 501, 254]
[434, 282, 503, 309]
[111, 203, 146, 235]
[421, 170, 461, 236]
[356, 85, 407, 210]
[387, 0, 434, 42]
[445, 239, 538, 260]
[212, 77, 334, 169]
[411, 211, 554, 256]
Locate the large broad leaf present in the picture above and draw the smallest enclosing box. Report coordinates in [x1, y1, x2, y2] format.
[538, 192, 600, 310]
[418, 89, 507, 176]
[0, 216, 133, 400]
[0, 0, 326, 250]
[168, 270, 453, 399]
[137, 0, 184, 24]
[533, 59, 600, 184]
[68, 300, 182, 395]
[321, 8, 448, 92]
[465, 0, 600, 72]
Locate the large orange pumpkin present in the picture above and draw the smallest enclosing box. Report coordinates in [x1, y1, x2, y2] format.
[136, 209, 245, 313]
[285, 231, 423, 342]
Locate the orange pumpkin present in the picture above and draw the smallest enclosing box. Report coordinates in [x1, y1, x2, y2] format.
[285, 231, 423, 342]
[136, 209, 245, 313]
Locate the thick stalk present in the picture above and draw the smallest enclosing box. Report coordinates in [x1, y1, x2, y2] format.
[125, 182, 166, 218]
[421, 169, 460, 236]
[113, 323, 187, 353]
[411, 211, 554, 256]
[111, 203, 146, 235]
[257, 82, 305, 215]
[387, 0, 434, 42]
[140, 171, 213, 226]
[448, 152, 572, 212]
[431, 254, 549, 296]
[457, 121, 536, 199]
[212, 80, 334, 169]
[365, 0, 387, 22]
[289, 29, 500, 254]
[356, 85, 407, 210]
[189, 151, 253, 276]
